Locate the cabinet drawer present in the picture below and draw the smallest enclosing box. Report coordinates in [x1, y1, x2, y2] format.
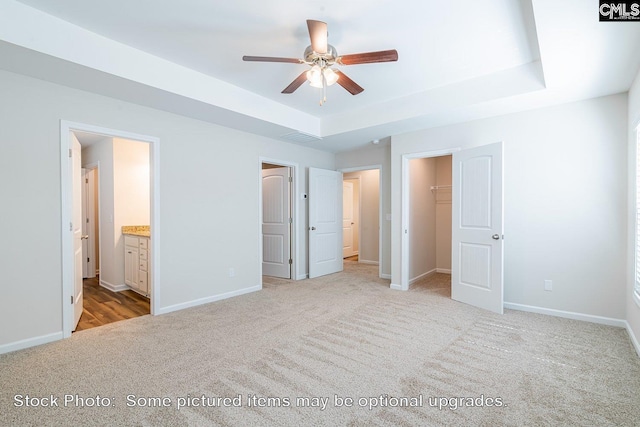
[139, 238, 148, 250]
[139, 259, 148, 271]
[139, 249, 148, 261]
[125, 236, 138, 247]
[138, 272, 148, 293]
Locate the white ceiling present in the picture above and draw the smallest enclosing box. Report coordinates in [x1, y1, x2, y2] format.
[2, 0, 640, 152]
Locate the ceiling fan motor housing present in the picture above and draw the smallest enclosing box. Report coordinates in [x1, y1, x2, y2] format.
[304, 44, 338, 66]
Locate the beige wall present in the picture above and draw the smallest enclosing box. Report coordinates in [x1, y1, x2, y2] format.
[409, 158, 437, 281]
[0, 69, 335, 351]
[391, 94, 628, 320]
[435, 156, 452, 272]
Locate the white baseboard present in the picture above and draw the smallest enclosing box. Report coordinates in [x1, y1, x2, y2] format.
[0, 331, 64, 355]
[504, 302, 627, 328]
[436, 268, 451, 274]
[409, 269, 437, 286]
[390, 283, 404, 291]
[156, 285, 261, 315]
[626, 321, 640, 358]
[296, 274, 308, 280]
[380, 273, 391, 280]
[359, 259, 379, 265]
[100, 279, 129, 292]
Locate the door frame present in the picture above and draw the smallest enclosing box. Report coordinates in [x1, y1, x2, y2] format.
[338, 165, 383, 278]
[258, 157, 298, 282]
[400, 149, 459, 291]
[60, 120, 161, 338]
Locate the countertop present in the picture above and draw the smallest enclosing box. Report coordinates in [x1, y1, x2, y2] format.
[122, 225, 151, 238]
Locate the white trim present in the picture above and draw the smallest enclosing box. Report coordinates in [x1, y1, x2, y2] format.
[626, 321, 640, 358]
[99, 279, 129, 292]
[0, 332, 64, 355]
[338, 164, 384, 279]
[156, 285, 261, 315]
[401, 148, 460, 291]
[409, 268, 437, 286]
[436, 268, 452, 274]
[634, 289, 640, 309]
[504, 302, 627, 328]
[60, 120, 160, 339]
[358, 259, 379, 265]
[259, 158, 299, 282]
[390, 283, 403, 290]
[296, 274, 308, 280]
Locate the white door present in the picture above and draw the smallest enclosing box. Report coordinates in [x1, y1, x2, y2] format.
[81, 168, 88, 278]
[82, 168, 97, 279]
[71, 134, 84, 330]
[262, 167, 291, 278]
[342, 181, 355, 258]
[309, 167, 343, 278]
[451, 142, 504, 314]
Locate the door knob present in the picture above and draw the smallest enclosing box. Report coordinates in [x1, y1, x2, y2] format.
[492, 234, 500, 240]
[81, 235, 89, 240]
[310, 226, 316, 231]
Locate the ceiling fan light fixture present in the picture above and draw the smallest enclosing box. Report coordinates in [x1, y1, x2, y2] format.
[307, 65, 323, 87]
[323, 67, 339, 86]
[308, 66, 338, 88]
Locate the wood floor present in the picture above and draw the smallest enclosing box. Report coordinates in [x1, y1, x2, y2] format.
[75, 276, 150, 332]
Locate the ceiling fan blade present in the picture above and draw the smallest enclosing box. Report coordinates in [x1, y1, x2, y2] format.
[243, 56, 302, 64]
[334, 70, 364, 95]
[282, 71, 309, 94]
[307, 19, 328, 54]
[338, 49, 399, 65]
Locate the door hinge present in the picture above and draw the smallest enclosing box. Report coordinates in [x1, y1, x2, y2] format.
[86, 218, 89, 223]
[289, 259, 293, 265]
[71, 295, 74, 304]
[68, 149, 72, 158]
[289, 218, 292, 224]
[87, 257, 90, 263]
[289, 176, 293, 182]
[85, 178, 89, 183]
[70, 222, 73, 231]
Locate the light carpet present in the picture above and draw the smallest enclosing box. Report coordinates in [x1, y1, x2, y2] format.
[1, 262, 639, 426]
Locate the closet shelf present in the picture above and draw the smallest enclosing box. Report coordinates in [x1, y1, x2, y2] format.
[430, 185, 452, 191]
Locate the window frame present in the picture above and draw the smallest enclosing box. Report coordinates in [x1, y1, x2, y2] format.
[635, 124, 640, 307]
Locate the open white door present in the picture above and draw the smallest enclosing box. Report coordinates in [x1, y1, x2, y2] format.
[309, 167, 343, 278]
[262, 167, 291, 278]
[71, 134, 84, 330]
[81, 168, 88, 279]
[451, 142, 504, 314]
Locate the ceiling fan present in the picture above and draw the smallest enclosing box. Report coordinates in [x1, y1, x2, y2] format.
[243, 19, 398, 105]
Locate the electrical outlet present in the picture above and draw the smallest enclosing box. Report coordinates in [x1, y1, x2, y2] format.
[544, 279, 552, 291]
[229, 268, 235, 278]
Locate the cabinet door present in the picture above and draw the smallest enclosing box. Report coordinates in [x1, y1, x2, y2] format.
[125, 246, 139, 289]
[138, 271, 148, 294]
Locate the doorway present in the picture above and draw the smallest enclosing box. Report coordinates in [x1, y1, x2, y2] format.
[61, 121, 160, 338]
[400, 143, 505, 314]
[340, 166, 382, 277]
[407, 155, 452, 292]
